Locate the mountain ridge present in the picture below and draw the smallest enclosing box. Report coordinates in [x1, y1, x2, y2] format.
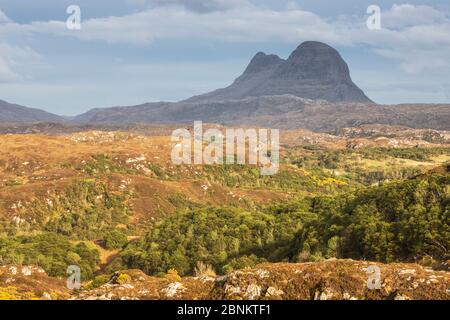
[0, 99, 63, 123]
[71, 95, 450, 132]
[2, 41, 450, 131]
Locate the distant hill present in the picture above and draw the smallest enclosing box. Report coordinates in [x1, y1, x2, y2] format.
[72, 95, 450, 132]
[0, 100, 63, 123]
[186, 41, 373, 103]
[3, 41, 450, 132]
[71, 41, 450, 131]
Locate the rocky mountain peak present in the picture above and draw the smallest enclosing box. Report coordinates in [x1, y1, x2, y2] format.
[276, 41, 352, 83]
[187, 41, 373, 103]
[242, 52, 284, 75]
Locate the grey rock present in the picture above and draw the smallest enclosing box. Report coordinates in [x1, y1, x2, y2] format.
[186, 41, 372, 103]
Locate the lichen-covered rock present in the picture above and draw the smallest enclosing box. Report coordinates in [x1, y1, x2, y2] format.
[208, 260, 450, 300]
[77, 260, 449, 300]
[0, 265, 69, 300]
[3, 260, 448, 300]
[161, 282, 185, 298]
[73, 269, 214, 300]
[265, 286, 284, 298]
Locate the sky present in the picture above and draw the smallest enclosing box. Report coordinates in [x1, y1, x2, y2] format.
[0, 0, 449, 116]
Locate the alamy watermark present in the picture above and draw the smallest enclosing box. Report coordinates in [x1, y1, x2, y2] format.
[66, 5, 81, 30]
[366, 265, 382, 290]
[65, 5, 381, 32]
[171, 121, 279, 175]
[66, 265, 81, 290]
[367, 5, 381, 30]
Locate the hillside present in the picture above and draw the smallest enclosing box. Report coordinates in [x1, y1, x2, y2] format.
[72, 96, 450, 131]
[76, 260, 450, 300]
[1, 260, 448, 300]
[0, 100, 63, 123]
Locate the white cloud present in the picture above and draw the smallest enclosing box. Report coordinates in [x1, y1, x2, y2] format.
[382, 4, 448, 29]
[144, 0, 250, 12]
[0, 9, 10, 23]
[0, 43, 41, 62]
[0, 5, 350, 46]
[0, 56, 19, 82]
[286, 1, 301, 10]
[0, 43, 42, 83]
[0, 3, 449, 78]
[374, 46, 450, 74]
[0, 10, 22, 81]
[350, 4, 450, 74]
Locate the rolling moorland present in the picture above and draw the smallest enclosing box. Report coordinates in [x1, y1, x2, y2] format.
[0, 41, 448, 300]
[0, 124, 448, 300]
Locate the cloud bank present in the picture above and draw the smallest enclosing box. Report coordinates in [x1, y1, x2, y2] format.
[0, 2, 449, 108]
[1, 3, 449, 75]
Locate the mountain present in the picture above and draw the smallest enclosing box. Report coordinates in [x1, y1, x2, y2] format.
[185, 41, 372, 103]
[6, 41, 449, 132]
[0, 99, 63, 123]
[72, 95, 450, 132]
[72, 41, 374, 127]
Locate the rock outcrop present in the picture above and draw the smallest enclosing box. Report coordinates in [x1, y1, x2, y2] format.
[0, 265, 69, 300]
[1, 260, 448, 300]
[71, 260, 450, 300]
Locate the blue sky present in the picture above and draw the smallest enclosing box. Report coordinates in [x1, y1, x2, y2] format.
[0, 0, 449, 115]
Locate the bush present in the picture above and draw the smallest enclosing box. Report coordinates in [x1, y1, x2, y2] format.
[85, 274, 111, 290]
[165, 268, 182, 282]
[293, 173, 450, 263]
[222, 254, 265, 274]
[114, 273, 132, 285]
[11, 180, 133, 240]
[103, 229, 128, 250]
[120, 205, 308, 276]
[0, 233, 100, 279]
[194, 261, 216, 277]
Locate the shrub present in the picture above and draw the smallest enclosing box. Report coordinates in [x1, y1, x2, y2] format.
[120, 205, 308, 276]
[114, 273, 132, 285]
[85, 274, 111, 290]
[165, 268, 182, 282]
[293, 173, 450, 263]
[103, 229, 128, 250]
[0, 233, 99, 279]
[194, 261, 216, 277]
